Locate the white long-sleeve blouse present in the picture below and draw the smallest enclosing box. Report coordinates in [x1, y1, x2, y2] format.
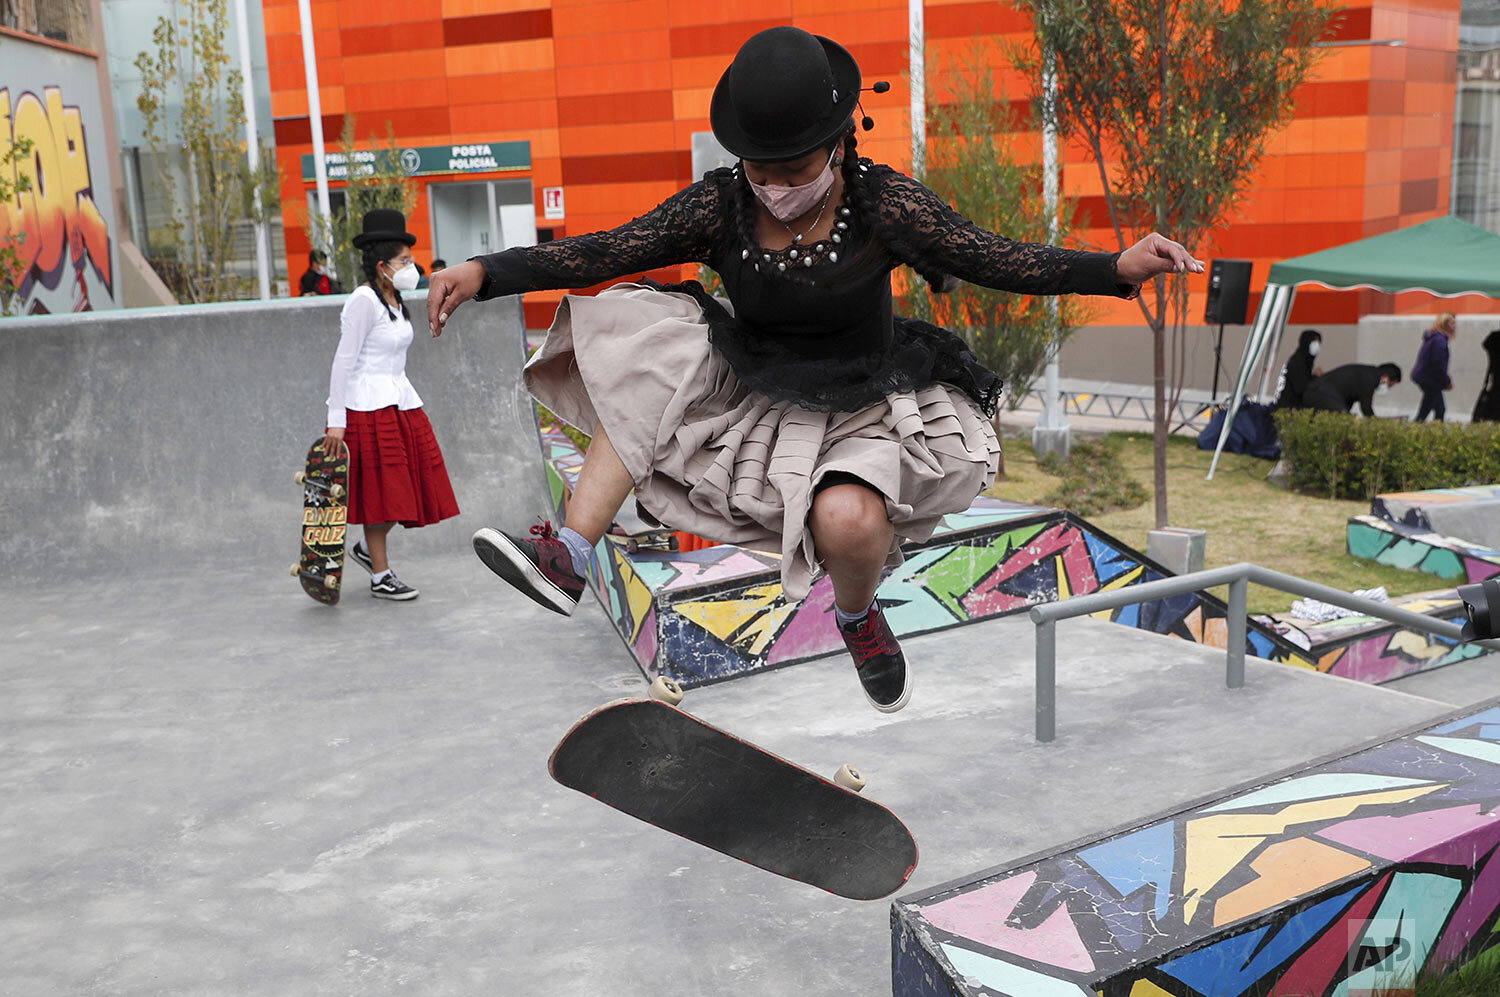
[326, 285, 424, 428]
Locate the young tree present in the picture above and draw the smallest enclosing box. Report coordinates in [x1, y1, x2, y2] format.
[1017, 0, 1334, 526]
[308, 116, 418, 286]
[0, 132, 35, 316]
[900, 50, 1093, 474]
[135, 0, 280, 302]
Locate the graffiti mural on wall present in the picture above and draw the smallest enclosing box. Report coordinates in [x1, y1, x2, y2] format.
[541, 425, 1306, 687]
[895, 701, 1500, 996]
[0, 36, 119, 314]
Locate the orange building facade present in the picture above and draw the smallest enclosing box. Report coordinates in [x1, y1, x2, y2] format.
[260, 0, 1476, 333]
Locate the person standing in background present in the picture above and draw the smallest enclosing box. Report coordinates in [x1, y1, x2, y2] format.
[299, 249, 344, 296]
[1273, 329, 1323, 410]
[323, 210, 460, 601]
[1412, 312, 1456, 422]
[1474, 329, 1500, 422]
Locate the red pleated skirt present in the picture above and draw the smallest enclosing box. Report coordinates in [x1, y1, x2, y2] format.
[343, 406, 460, 527]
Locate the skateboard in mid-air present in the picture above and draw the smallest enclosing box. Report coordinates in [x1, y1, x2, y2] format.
[549, 678, 918, 900]
[289, 438, 348, 605]
[607, 496, 678, 554]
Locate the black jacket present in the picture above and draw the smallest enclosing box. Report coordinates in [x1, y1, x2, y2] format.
[1304, 364, 1384, 417]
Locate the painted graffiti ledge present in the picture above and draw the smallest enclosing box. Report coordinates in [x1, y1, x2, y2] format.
[539, 425, 1311, 688]
[1257, 589, 1491, 687]
[892, 696, 1500, 997]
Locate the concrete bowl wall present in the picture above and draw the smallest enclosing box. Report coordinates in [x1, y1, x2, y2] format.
[0, 292, 549, 586]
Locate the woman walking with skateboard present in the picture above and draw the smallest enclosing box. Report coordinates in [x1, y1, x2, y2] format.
[427, 27, 1199, 707]
[323, 209, 459, 600]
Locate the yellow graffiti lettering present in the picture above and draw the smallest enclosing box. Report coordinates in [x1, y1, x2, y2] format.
[0, 85, 113, 302]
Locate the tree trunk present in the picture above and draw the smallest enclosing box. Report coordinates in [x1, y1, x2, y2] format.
[1153, 320, 1169, 528]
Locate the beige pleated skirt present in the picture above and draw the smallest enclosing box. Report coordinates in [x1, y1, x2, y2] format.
[523, 283, 1001, 601]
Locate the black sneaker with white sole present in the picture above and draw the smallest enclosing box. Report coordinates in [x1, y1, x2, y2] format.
[472, 522, 585, 617]
[349, 540, 374, 574]
[370, 572, 418, 601]
[839, 603, 911, 713]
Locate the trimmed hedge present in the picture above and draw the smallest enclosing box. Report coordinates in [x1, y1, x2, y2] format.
[1276, 409, 1500, 499]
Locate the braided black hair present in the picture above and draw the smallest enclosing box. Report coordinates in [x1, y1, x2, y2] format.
[361, 239, 411, 322]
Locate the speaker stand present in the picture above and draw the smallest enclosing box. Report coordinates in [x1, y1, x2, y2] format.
[1211, 321, 1226, 402]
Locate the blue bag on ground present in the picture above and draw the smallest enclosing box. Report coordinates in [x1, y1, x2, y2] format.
[1197, 401, 1281, 459]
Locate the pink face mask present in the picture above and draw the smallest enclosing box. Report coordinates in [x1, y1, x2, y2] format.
[748, 146, 838, 224]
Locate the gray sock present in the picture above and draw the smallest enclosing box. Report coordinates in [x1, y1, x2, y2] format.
[558, 526, 596, 577]
[835, 599, 875, 630]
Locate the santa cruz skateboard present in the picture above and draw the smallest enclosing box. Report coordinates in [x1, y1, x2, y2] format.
[289, 439, 349, 605]
[549, 678, 918, 900]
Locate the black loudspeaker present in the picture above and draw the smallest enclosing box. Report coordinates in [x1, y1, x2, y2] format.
[1204, 259, 1253, 325]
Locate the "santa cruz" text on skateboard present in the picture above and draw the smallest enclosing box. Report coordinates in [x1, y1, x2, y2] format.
[290, 439, 348, 605]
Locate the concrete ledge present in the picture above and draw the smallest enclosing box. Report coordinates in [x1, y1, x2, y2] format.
[1373, 486, 1500, 552]
[540, 427, 1311, 687]
[894, 696, 1500, 996]
[1260, 590, 1492, 686]
[0, 292, 550, 585]
[1347, 514, 1500, 584]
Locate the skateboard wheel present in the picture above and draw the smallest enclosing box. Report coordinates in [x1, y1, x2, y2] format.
[325, 575, 340, 590]
[834, 764, 866, 793]
[289, 564, 300, 576]
[647, 675, 684, 706]
[330, 484, 345, 498]
[294, 471, 307, 485]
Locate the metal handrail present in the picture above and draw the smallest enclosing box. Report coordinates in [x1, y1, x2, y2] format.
[1027, 562, 1500, 743]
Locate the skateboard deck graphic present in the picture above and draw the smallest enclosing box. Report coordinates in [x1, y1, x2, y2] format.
[550, 694, 918, 900]
[291, 439, 348, 605]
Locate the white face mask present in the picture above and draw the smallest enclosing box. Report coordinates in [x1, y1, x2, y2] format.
[387, 260, 420, 292]
[1376, 382, 1390, 395]
[748, 146, 839, 224]
[1307, 340, 1321, 357]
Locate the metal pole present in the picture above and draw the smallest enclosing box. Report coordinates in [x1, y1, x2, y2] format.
[1032, 45, 1071, 459]
[908, 0, 925, 177]
[1035, 618, 1056, 743]
[232, 0, 270, 299]
[1226, 576, 1247, 689]
[297, 0, 332, 260]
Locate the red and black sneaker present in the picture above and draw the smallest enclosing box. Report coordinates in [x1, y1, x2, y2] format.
[839, 602, 911, 713]
[472, 522, 586, 617]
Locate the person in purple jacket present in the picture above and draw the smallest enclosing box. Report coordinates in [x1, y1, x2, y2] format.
[1412, 312, 1457, 422]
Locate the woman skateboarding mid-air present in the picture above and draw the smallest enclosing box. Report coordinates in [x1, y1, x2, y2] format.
[426, 26, 1200, 710]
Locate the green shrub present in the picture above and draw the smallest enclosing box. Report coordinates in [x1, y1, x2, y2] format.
[1039, 437, 1149, 516]
[1276, 410, 1500, 500]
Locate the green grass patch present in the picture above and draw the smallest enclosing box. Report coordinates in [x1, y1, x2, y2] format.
[1037, 437, 1149, 517]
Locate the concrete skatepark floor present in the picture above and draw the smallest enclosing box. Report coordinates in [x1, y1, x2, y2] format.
[2, 552, 1460, 996]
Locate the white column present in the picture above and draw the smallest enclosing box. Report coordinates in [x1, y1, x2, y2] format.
[232, 0, 270, 299]
[1032, 47, 1071, 458]
[297, 0, 332, 263]
[908, 0, 925, 176]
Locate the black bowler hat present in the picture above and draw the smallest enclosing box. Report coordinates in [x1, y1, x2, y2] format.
[710, 26, 860, 163]
[352, 208, 417, 249]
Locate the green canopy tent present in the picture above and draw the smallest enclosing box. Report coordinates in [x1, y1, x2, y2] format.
[1207, 216, 1500, 478]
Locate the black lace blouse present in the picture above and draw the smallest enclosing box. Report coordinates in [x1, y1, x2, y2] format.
[473, 162, 1136, 415]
